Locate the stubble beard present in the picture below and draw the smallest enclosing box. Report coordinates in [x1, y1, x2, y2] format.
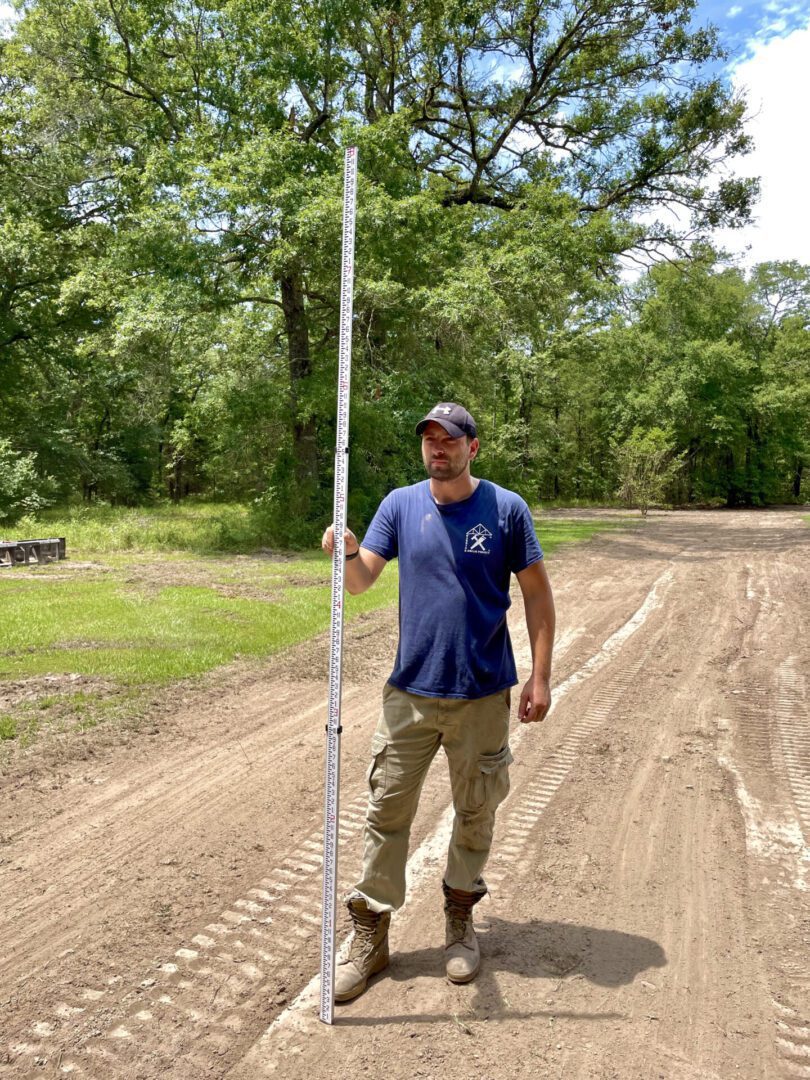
[425, 457, 468, 482]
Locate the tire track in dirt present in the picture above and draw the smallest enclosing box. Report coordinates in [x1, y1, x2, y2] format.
[481, 571, 674, 899]
[0, 688, 365, 986]
[5, 631, 597, 1079]
[482, 536, 773, 1079]
[11, 513, 809, 1080]
[2, 542, 670, 1078]
[720, 543, 810, 1080]
[0, 697, 378, 1078]
[33, 756, 470, 1078]
[227, 512, 808, 1080]
[226, 565, 676, 1077]
[776, 658, 810, 840]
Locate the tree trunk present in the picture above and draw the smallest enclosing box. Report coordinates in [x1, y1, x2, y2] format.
[686, 440, 699, 503]
[794, 459, 804, 500]
[725, 449, 739, 508]
[169, 456, 183, 503]
[280, 270, 318, 510]
[516, 375, 532, 479]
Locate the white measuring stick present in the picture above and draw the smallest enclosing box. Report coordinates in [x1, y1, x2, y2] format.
[320, 146, 358, 1026]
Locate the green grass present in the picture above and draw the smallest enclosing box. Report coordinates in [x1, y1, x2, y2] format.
[5, 501, 266, 556]
[0, 503, 628, 747]
[0, 689, 144, 746]
[535, 497, 626, 511]
[6, 500, 630, 560]
[0, 715, 18, 741]
[533, 516, 628, 555]
[0, 572, 398, 682]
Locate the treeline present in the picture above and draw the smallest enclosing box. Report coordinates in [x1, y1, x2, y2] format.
[1, 0, 807, 540]
[521, 256, 810, 509]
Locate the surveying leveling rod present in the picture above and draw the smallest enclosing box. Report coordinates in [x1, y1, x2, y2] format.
[320, 146, 358, 1025]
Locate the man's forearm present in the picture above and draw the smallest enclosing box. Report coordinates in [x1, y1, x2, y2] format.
[516, 561, 555, 723]
[522, 565, 555, 679]
[322, 525, 387, 595]
[344, 549, 379, 595]
[525, 597, 555, 679]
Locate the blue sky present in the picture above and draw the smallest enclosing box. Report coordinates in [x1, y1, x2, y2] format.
[697, 0, 809, 63]
[2, 0, 808, 269]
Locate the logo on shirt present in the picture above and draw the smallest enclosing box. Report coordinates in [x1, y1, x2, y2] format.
[465, 523, 493, 555]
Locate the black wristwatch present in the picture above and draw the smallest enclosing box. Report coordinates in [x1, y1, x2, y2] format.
[346, 549, 360, 561]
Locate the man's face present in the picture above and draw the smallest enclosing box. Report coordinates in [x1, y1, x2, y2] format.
[420, 421, 479, 481]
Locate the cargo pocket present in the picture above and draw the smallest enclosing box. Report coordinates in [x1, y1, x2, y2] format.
[476, 744, 513, 810]
[367, 733, 388, 803]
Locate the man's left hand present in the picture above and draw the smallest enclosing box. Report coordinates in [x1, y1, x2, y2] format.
[518, 675, 551, 724]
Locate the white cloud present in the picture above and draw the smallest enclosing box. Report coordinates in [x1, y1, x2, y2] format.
[761, 0, 801, 13]
[714, 23, 810, 267]
[727, 5, 743, 17]
[0, 2, 18, 37]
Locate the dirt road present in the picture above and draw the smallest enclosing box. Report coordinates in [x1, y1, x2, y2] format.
[1, 509, 809, 1079]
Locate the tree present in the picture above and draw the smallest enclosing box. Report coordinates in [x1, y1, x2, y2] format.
[0, 439, 54, 525]
[750, 264, 810, 501]
[614, 426, 683, 515]
[0, 0, 759, 535]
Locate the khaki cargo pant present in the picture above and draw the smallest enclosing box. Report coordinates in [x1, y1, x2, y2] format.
[352, 683, 513, 914]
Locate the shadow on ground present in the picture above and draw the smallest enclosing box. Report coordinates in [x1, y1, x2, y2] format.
[337, 917, 665, 1026]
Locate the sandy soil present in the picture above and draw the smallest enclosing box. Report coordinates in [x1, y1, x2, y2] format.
[1, 509, 809, 1080]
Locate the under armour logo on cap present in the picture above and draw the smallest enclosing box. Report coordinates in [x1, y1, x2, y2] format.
[415, 402, 477, 439]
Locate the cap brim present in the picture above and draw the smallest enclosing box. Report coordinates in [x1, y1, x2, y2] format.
[415, 418, 467, 438]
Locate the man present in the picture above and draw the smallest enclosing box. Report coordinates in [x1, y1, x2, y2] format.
[321, 402, 555, 1001]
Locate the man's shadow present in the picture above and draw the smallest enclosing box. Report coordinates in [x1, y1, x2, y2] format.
[340, 916, 666, 1026]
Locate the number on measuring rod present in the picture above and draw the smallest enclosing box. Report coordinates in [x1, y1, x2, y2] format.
[320, 146, 358, 1026]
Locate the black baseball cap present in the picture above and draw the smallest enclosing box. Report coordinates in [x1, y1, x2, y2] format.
[415, 402, 477, 439]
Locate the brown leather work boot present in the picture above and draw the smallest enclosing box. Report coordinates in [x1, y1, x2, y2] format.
[334, 896, 391, 1002]
[443, 881, 484, 984]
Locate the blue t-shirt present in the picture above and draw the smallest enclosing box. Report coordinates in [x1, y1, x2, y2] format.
[361, 478, 543, 700]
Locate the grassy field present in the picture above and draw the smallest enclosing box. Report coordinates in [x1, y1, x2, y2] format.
[5, 502, 270, 555]
[0, 503, 629, 748]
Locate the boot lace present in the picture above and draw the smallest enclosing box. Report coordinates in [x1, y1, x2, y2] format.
[348, 907, 383, 961]
[447, 912, 471, 944]
[443, 884, 479, 945]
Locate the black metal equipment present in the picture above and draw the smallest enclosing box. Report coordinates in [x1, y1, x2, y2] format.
[0, 538, 67, 567]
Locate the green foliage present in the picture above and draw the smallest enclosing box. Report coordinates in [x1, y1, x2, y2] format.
[0, 688, 146, 749]
[0, 715, 18, 741]
[614, 427, 684, 515]
[0, 0, 766, 531]
[0, 439, 55, 524]
[602, 257, 810, 506]
[16, 502, 267, 554]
